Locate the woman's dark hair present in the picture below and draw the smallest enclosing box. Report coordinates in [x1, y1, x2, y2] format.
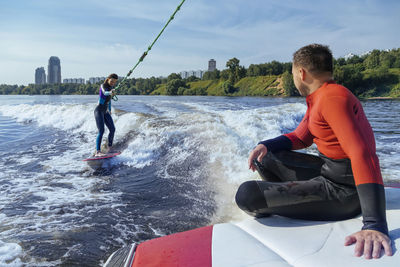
[107, 73, 118, 79]
[104, 73, 118, 86]
[293, 44, 333, 75]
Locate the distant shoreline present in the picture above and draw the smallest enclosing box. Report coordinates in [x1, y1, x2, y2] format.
[1, 94, 399, 100]
[366, 96, 399, 100]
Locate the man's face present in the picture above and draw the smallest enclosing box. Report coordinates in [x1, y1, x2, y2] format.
[292, 64, 307, 96]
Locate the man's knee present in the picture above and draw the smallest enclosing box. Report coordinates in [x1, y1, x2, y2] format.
[235, 181, 266, 213]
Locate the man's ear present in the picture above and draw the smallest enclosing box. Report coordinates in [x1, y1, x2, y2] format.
[299, 68, 306, 81]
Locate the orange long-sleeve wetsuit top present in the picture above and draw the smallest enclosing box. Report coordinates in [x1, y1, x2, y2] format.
[284, 81, 383, 186]
[259, 81, 387, 234]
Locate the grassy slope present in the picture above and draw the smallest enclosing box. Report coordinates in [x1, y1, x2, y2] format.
[151, 70, 400, 97]
[188, 75, 284, 96]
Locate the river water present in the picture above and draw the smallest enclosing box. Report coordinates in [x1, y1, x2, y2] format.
[0, 95, 399, 266]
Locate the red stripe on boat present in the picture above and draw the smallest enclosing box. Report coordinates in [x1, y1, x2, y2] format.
[132, 225, 213, 267]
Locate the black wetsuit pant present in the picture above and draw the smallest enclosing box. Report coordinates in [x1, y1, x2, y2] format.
[235, 150, 361, 221]
[94, 105, 115, 151]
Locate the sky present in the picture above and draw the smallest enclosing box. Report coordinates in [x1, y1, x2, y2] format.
[1, 0, 399, 85]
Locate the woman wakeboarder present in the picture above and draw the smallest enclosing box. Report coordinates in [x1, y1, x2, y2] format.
[93, 73, 118, 157]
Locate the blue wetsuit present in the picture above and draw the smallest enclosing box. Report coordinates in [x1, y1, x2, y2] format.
[94, 83, 115, 151]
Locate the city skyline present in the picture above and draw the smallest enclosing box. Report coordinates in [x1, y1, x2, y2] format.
[36, 57, 215, 84]
[1, 0, 400, 85]
[35, 56, 212, 85]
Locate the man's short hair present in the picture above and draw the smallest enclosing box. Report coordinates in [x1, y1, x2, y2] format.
[293, 44, 333, 75]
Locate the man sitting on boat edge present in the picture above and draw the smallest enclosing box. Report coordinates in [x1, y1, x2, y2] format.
[235, 43, 392, 259]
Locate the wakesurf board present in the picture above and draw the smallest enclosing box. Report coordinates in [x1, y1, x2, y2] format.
[83, 151, 121, 161]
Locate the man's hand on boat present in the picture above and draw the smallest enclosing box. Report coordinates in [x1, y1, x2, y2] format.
[345, 230, 392, 259]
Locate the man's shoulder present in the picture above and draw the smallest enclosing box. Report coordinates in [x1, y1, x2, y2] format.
[316, 83, 360, 110]
[325, 83, 351, 95]
[320, 83, 358, 102]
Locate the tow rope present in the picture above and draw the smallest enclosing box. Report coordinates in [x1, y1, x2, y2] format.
[112, 0, 186, 101]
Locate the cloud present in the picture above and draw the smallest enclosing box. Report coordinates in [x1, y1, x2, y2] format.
[0, 0, 399, 85]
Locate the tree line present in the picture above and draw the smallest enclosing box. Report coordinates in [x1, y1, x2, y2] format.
[1, 48, 399, 98]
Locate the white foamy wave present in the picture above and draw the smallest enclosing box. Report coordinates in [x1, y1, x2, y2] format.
[0, 168, 122, 236]
[377, 143, 400, 182]
[0, 103, 146, 168]
[168, 103, 307, 183]
[179, 99, 242, 114]
[0, 102, 147, 139]
[188, 103, 306, 222]
[0, 240, 23, 267]
[117, 102, 307, 223]
[0, 100, 309, 225]
[0, 103, 134, 139]
[0, 104, 96, 135]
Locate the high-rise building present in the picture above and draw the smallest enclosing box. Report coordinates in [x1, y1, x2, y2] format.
[35, 67, 46, 84]
[63, 78, 85, 84]
[87, 77, 106, 84]
[208, 59, 216, 72]
[47, 56, 61, 84]
[180, 71, 188, 79]
[180, 70, 204, 79]
[195, 70, 204, 79]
